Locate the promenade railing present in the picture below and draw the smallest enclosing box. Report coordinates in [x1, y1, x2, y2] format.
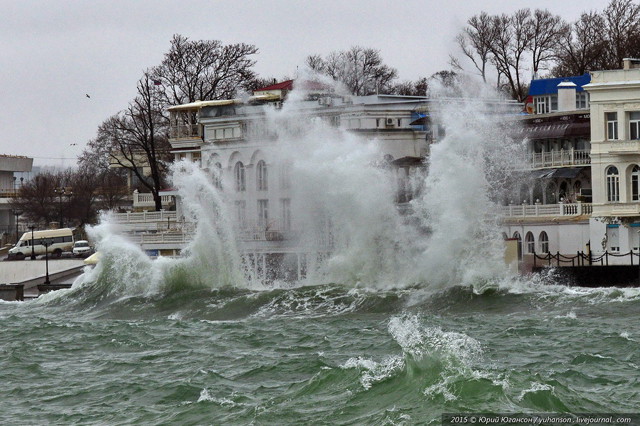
[532, 250, 640, 268]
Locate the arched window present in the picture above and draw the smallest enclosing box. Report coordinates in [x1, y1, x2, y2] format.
[539, 231, 549, 253]
[525, 232, 535, 254]
[606, 166, 619, 202]
[632, 165, 640, 201]
[234, 161, 245, 192]
[545, 182, 557, 204]
[213, 162, 222, 189]
[256, 160, 268, 191]
[559, 181, 568, 201]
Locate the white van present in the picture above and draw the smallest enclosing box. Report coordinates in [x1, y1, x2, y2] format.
[8, 228, 75, 260]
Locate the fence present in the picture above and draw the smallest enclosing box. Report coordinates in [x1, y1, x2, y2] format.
[533, 250, 640, 267]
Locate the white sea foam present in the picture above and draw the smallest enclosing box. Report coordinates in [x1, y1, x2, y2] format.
[518, 382, 554, 401]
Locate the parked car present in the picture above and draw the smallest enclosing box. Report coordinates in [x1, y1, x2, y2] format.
[72, 240, 93, 257]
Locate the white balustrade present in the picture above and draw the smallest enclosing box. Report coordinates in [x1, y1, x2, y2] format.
[132, 192, 175, 209]
[110, 210, 177, 223]
[530, 149, 590, 169]
[502, 203, 592, 218]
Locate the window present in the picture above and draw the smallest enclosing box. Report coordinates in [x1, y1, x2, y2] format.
[280, 162, 291, 190]
[281, 198, 291, 231]
[539, 231, 549, 253]
[607, 112, 618, 140]
[192, 152, 201, 167]
[607, 166, 620, 202]
[234, 162, 245, 192]
[633, 165, 640, 201]
[525, 232, 535, 254]
[630, 112, 640, 140]
[258, 199, 269, 228]
[213, 162, 222, 189]
[256, 160, 268, 191]
[576, 92, 589, 109]
[234, 201, 246, 228]
[534, 95, 558, 114]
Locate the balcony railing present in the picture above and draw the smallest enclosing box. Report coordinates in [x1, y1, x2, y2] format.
[531, 149, 590, 169]
[236, 227, 299, 241]
[127, 233, 192, 244]
[132, 192, 175, 209]
[502, 202, 593, 218]
[169, 124, 201, 139]
[111, 210, 177, 223]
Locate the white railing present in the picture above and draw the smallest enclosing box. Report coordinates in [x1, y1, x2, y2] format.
[236, 227, 300, 241]
[132, 192, 175, 209]
[111, 210, 177, 223]
[502, 203, 593, 218]
[127, 233, 192, 244]
[531, 149, 590, 169]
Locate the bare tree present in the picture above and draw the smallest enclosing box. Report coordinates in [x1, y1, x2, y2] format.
[489, 10, 533, 102]
[452, 12, 495, 83]
[306, 46, 398, 95]
[93, 72, 171, 211]
[389, 77, 429, 96]
[11, 172, 62, 226]
[529, 9, 570, 77]
[152, 34, 259, 106]
[601, 0, 640, 69]
[552, 11, 607, 76]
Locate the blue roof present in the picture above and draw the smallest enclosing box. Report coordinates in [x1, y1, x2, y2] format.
[528, 73, 591, 96]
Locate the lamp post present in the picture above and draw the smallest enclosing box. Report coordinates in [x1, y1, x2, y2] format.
[28, 225, 37, 260]
[12, 209, 22, 244]
[43, 238, 52, 284]
[54, 187, 73, 228]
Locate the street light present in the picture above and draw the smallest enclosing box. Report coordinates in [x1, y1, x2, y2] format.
[43, 238, 52, 284]
[28, 225, 37, 260]
[12, 209, 22, 244]
[54, 187, 73, 228]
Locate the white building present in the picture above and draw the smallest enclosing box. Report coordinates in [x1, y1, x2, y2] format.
[502, 74, 593, 265]
[167, 83, 436, 279]
[585, 58, 640, 254]
[0, 155, 33, 243]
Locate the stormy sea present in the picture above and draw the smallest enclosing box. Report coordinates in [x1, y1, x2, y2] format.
[2, 85, 638, 425]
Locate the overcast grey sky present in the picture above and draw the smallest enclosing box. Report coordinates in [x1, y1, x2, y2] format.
[2, 0, 606, 167]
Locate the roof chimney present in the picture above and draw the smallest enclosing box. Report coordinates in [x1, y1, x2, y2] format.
[557, 81, 577, 112]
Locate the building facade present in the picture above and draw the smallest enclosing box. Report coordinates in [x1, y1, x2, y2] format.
[503, 74, 593, 262]
[586, 58, 640, 254]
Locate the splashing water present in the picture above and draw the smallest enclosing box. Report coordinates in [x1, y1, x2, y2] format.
[74, 77, 525, 296]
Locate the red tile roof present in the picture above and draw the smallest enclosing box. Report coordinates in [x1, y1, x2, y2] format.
[255, 80, 294, 91]
[254, 79, 331, 92]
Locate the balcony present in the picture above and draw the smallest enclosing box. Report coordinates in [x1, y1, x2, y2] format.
[502, 202, 592, 219]
[169, 124, 201, 139]
[132, 192, 175, 209]
[531, 149, 590, 169]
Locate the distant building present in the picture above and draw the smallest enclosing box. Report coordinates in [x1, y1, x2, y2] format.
[0, 155, 33, 243]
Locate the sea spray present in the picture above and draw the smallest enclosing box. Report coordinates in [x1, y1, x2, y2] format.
[76, 74, 525, 295]
[408, 83, 525, 289]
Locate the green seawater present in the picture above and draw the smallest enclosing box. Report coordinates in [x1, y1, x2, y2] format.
[1, 278, 639, 425]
